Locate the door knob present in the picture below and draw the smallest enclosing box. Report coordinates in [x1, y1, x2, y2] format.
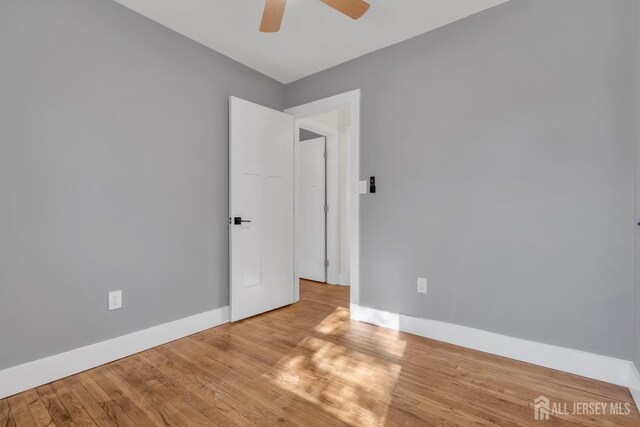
[233, 217, 251, 225]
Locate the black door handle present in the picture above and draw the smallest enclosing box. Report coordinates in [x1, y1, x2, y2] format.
[233, 217, 251, 225]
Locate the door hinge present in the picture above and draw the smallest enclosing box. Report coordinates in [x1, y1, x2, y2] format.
[325, 259, 329, 268]
[324, 205, 329, 213]
[324, 150, 328, 159]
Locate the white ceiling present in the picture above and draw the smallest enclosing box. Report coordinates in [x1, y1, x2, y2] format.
[113, 0, 509, 84]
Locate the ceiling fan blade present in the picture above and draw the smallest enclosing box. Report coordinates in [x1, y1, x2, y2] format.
[260, 0, 287, 32]
[321, 0, 370, 20]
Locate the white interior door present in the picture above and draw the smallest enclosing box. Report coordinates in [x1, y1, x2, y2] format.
[229, 97, 294, 322]
[298, 137, 326, 282]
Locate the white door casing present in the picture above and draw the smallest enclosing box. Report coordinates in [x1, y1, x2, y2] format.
[298, 137, 326, 282]
[229, 97, 294, 322]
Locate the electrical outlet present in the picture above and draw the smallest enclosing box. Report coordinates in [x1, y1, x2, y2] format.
[417, 278, 427, 294]
[109, 290, 122, 311]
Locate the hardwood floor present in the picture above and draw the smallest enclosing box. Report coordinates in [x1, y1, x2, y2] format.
[1, 279, 639, 426]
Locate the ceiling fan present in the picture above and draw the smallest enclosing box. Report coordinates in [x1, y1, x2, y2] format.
[260, 0, 371, 32]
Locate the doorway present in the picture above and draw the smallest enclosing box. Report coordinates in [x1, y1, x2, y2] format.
[297, 109, 351, 287]
[286, 90, 361, 306]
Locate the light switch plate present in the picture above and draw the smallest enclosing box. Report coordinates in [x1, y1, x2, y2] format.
[359, 180, 368, 194]
[417, 278, 427, 294]
[109, 290, 122, 311]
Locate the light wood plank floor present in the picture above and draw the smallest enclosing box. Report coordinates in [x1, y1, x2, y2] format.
[2, 280, 639, 426]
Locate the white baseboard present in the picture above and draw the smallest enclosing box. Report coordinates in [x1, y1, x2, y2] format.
[350, 304, 632, 388]
[2, 302, 637, 412]
[0, 306, 230, 399]
[629, 364, 640, 412]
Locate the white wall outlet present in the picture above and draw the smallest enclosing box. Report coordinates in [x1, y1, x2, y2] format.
[358, 180, 368, 194]
[108, 290, 123, 311]
[417, 278, 427, 294]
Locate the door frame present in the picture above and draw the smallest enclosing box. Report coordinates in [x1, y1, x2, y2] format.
[297, 119, 339, 285]
[285, 89, 361, 306]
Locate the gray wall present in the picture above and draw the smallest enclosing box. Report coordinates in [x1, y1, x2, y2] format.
[300, 128, 324, 142]
[634, 0, 640, 367]
[285, 0, 637, 359]
[0, 0, 283, 370]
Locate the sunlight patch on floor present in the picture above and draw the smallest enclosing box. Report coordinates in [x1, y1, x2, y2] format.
[267, 308, 406, 426]
[313, 306, 407, 358]
[313, 306, 351, 335]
